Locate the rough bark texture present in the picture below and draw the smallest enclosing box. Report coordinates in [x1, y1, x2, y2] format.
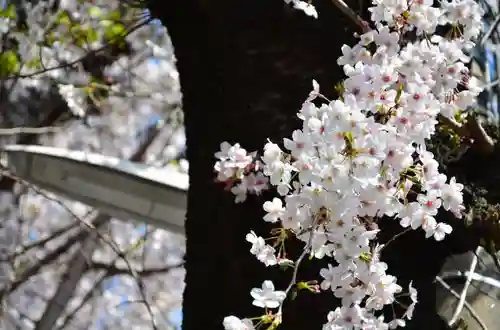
[147, 1, 481, 329]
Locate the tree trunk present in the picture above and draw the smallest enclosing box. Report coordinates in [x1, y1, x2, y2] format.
[147, 1, 480, 329]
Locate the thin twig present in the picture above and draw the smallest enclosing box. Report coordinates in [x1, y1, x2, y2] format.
[0, 126, 62, 136]
[277, 218, 320, 321]
[435, 275, 488, 330]
[481, 14, 500, 46]
[449, 246, 481, 326]
[12, 221, 81, 258]
[380, 227, 412, 253]
[440, 270, 500, 291]
[0, 217, 105, 298]
[2, 17, 153, 81]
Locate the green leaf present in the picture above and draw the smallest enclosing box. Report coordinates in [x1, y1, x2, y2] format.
[45, 32, 58, 47]
[395, 83, 404, 104]
[55, 11, 71, 26]
[71, 24, 98, 47]
[168, 159, 179, 167]
[87, 6, 102, 18]
[105, 23, 126, 41]
[0, 4, 16, 19]
[100, 19, 113, 28]
[359, 252, 372, 263]
[106, 10, 121, 22]
[104, 23, 127, 47]
[25, 58, 41, 69]
[343, 131, 354, 144]
[334, 82, 345, 95]
[0, 50, 19, 77]
[86, 28, 99, 43]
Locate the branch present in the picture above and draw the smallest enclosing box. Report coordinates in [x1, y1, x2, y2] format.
[93, 261, 184, 277]
[465, 114, 495, 153]
[0, 126, 62, 136]
[437, 114, 468, 136]
[435, 276, 488, 330]
[330, 0, 370, 33]
[12, 222, 80, 258]
[55, 274, 107, 330]
[438, 114, 495, 154]
[56, 260, 183, 329]
[0, 216, 108, 298]
[33, 121, 162, 330]
[481, 13, 500, 46]
[449, 246, 480, 326]
[33, 214, 109, 330]
[3, 17, 152, 81]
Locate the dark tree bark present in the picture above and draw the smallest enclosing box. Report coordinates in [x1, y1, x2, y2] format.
[147, 1, 481, 329]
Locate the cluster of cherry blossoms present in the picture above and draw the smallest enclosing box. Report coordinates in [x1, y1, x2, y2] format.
[215, 0, 485, 328]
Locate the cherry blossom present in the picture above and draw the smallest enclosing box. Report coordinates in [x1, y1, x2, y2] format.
[250, 281, 287, 309]
[215, 0, 485, 327]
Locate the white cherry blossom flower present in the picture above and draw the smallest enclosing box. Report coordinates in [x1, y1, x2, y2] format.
[245, 231, 277, 266]
[250, 281, 286, 309]
[223, 316, 255, 330]
[263, 198, 285, 223]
